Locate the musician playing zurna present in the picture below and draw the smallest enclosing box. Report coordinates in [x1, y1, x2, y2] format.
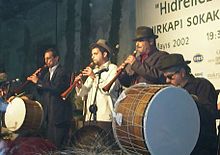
[74, 39, 121, 135]
[27, 48, 73, 149]
[157, 53, 218, 155]
[118, 26, 168, 86]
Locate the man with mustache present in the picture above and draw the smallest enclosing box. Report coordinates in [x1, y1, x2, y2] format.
[157, 53, 218, 155]
[118, 26, 168, 86]
[27, 48, 72, 149]
[73, 39, 121, 148]
[74, 39, 120, 129]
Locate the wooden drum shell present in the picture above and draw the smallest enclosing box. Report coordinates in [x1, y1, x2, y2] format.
[113, 84, 200, 155]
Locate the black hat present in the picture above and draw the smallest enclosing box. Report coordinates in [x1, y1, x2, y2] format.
[157, 54, 191, 71]
[90, 39, 112, 53]
[133, 26, 158, 41]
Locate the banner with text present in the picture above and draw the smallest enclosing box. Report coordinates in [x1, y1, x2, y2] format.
[136, 0, 220, 89]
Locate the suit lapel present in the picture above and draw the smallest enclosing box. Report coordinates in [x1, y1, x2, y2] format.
[45, 72, 50, 82]
[50, 65, 60, 81]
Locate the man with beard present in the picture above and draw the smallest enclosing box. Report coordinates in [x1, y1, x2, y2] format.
[118, 26, 168, 86]
[158, 53, 218, 155]
[74, 39, 120, 138]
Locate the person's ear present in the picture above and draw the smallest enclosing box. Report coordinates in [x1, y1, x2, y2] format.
[55, 56, 59, 62]
[180, 68, 186, 77]
[103, 52, 108, 58]
[149, 39, 154, 45]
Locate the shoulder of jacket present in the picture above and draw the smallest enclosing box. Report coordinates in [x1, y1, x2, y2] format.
[157, 50, 169, 55]
[195, 77, 212, 85]
[190, 77, 215, 90]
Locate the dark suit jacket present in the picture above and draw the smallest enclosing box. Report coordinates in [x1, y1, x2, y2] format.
[184, 75, 218, 155]
[37, 64, 72, 126]
[119, 50, 168, 87]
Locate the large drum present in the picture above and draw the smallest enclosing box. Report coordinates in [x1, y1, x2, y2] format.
[113, 84, 200, 155]
[4, 96, 44, 132]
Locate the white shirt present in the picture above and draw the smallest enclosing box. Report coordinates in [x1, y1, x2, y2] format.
[49, 64, 59, 80]
[76, 61, 121, 122]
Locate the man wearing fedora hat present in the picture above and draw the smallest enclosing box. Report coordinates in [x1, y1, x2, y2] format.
[118, 26, 168, 87]
[74, 39, 121, 136]
[158, 53, 218, 155]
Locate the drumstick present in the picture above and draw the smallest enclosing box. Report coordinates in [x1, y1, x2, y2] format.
[16, 92, 25, 97]
[7, 92, 26, 103]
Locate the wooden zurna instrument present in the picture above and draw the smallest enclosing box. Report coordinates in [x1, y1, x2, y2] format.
[14, 65, 47, 95]
[60, 62, 94, 100]
[102, 50, 137, 92]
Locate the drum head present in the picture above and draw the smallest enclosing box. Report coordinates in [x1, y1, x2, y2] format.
[144, 86, 200, 155]
[5, 97, 26, 131]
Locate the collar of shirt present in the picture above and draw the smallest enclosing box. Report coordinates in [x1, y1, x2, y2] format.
[94, 61, 110, 71]
[49, 64, 59, 80]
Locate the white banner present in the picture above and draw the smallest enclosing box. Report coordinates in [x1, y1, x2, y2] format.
[136, 0, 220, 90]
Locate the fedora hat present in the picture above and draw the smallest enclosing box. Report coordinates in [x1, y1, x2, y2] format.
[157, 54, 191, 71]
[90, 39, 112, 53]
[133, 26, 158, 41]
